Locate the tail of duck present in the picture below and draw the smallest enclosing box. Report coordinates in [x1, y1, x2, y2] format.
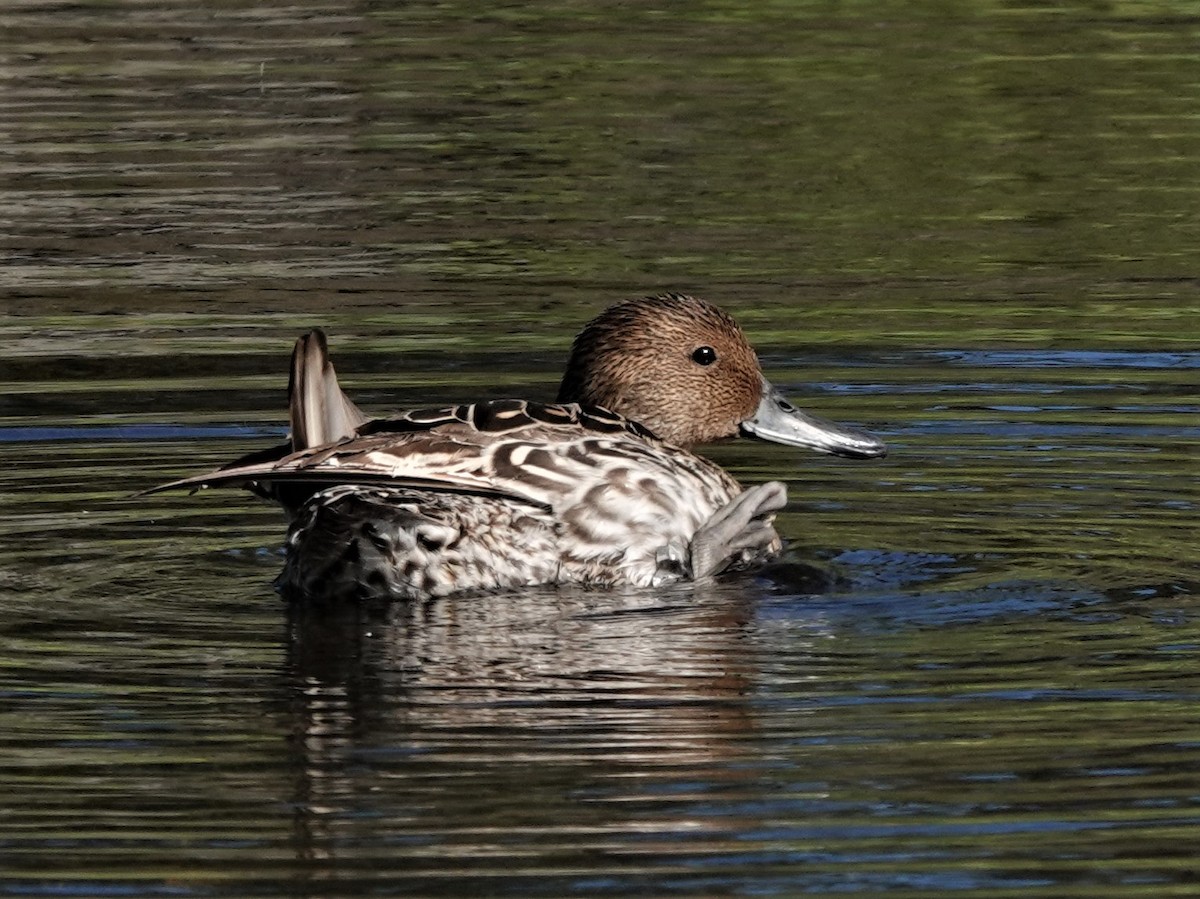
[289, 329, 368, 450]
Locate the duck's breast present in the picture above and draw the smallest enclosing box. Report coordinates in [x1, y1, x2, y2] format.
[504, 433, 742, 586]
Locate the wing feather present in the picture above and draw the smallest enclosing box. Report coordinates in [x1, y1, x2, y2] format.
[148, 400, 668, 513]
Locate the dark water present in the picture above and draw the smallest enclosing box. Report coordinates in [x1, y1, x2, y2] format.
[2, 1, 1198, 896]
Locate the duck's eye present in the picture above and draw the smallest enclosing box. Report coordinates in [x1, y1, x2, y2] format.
[691, 346, 718, 366]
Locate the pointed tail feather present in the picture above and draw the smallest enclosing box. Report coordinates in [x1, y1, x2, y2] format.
[139, 329, 367, 502]
[288, 329, 368, 450]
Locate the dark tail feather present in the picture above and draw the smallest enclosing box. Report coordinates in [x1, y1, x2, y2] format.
[288, 329, 368, 451]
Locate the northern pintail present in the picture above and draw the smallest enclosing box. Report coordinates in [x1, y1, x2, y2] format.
[153, 294, 886, 600]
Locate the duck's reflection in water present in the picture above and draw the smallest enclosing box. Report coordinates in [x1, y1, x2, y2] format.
[280, 577, 823, 886]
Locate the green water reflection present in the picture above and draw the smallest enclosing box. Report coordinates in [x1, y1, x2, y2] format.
[1, 0, 1198, 896]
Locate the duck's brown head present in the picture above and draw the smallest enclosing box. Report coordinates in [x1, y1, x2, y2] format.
[557, 293, 886, 458]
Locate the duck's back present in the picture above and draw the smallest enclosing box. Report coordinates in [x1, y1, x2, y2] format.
[165, 399, 744, 600]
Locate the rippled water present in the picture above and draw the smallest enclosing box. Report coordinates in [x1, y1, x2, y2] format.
[2, 1, 1198, 896]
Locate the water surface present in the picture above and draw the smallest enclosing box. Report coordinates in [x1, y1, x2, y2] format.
[1, 1, 1198, 896]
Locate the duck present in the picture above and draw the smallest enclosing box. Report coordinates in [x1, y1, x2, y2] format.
[152, 294, 886, 601]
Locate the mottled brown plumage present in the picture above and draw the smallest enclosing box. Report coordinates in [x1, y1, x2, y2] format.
[151, 294, 886, 601]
